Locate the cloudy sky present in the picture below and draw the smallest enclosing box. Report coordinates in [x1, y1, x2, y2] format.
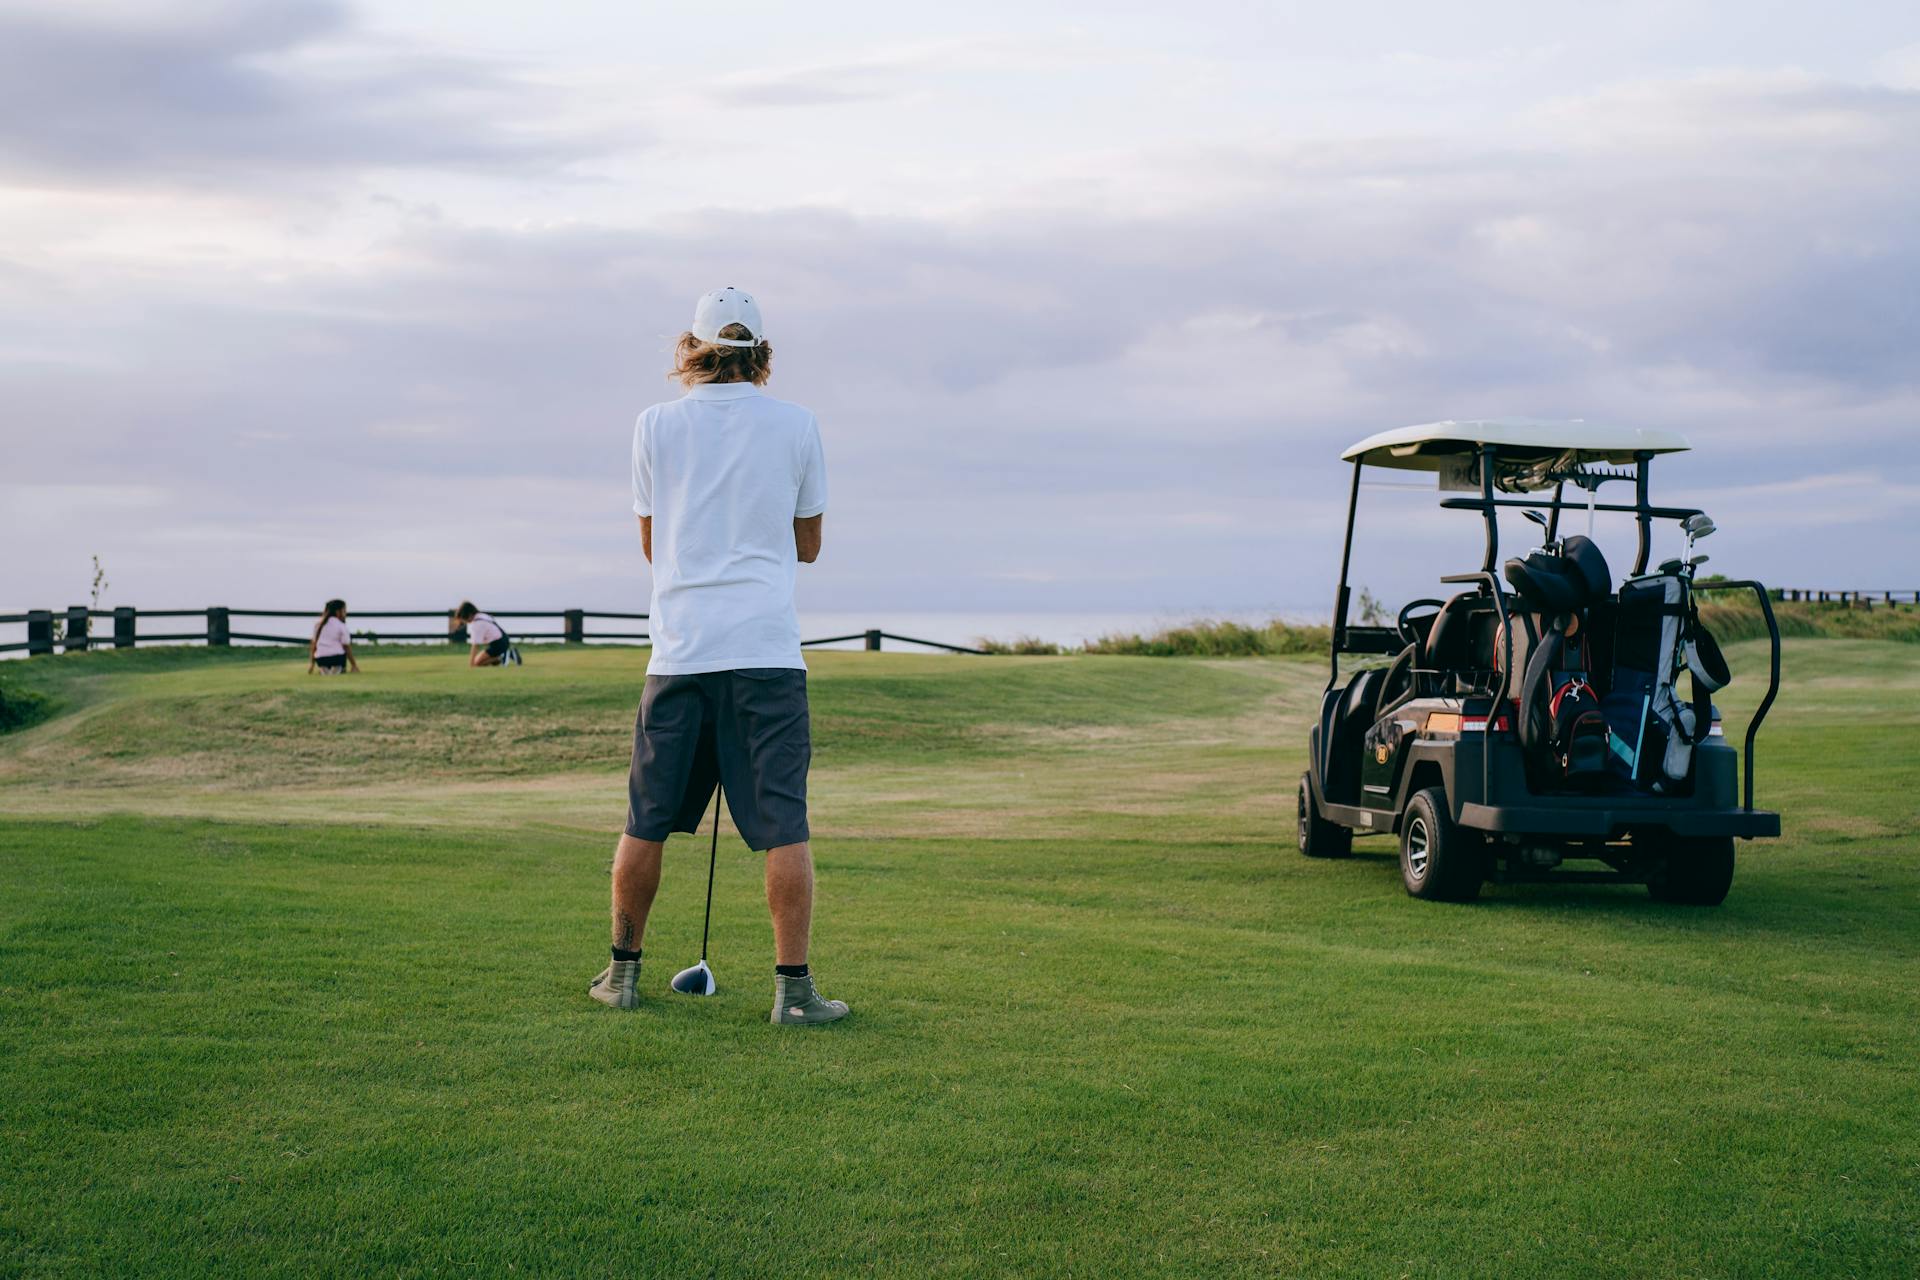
[5, 0, 1916, 628]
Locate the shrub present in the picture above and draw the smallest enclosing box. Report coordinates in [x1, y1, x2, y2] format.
[973, 635, 1065, 655]
[0, 673, 52, 734]
[1083, 618, 1330, 657]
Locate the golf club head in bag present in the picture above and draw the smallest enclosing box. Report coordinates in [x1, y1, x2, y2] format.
[670, 959, 717, 996]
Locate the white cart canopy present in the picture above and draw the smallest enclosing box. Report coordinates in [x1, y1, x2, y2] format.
[1343, 419, 1691, 473]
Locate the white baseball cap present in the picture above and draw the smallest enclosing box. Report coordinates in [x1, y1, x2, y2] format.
[690, 286, 766, 347]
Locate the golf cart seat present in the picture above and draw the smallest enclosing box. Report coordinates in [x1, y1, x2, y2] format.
[1423, 593, 1506, 693]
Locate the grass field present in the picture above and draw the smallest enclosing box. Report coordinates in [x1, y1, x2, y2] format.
[2, 640, 1917, 1277]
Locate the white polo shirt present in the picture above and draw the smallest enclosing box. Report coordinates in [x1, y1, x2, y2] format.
[632, 382, 828, 675]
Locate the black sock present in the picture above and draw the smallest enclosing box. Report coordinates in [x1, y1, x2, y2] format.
[775, 963, 809, 979]
[612, 946, 642, 963]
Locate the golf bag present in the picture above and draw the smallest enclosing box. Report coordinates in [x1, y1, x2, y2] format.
[1547, 675, 1610, 780]
[1514, 622, 1610, 789]
[1612, 574, 1730, 790]
[1505, 535, 1613, 789]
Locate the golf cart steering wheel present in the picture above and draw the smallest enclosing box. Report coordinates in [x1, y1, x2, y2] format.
[1397, 598, 1446, 648]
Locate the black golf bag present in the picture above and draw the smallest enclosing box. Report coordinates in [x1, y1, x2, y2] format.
[1504, 535, 1614, 789]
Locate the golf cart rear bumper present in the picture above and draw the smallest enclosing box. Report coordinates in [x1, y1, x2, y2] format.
[1458, 802, 1780, 840]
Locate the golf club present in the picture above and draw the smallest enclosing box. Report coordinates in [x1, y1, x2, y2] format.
[1683, 512, 1716, 565]
[669, 786, 723, 996]
[1521, 507, 1561, 555]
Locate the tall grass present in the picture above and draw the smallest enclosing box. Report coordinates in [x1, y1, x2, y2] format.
[1700, 596, 1920, 644]
[972, 635, 1066, 655]
[1083, 618, 1331, 657]
[976, 618, 1332, 657]
[980, 598, 1920, 658]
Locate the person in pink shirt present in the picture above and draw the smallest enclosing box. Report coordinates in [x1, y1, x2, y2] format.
[308, 600, 359, 675]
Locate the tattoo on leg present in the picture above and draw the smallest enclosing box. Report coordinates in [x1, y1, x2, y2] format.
[614, 910, 636, 951]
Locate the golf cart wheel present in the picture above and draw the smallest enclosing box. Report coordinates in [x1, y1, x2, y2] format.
[1400, 787, 1484, 902]
[1298, 773, 1351, 858]
[1646, 835, 1735, 906]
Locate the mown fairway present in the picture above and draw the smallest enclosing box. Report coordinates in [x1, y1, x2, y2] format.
[2, 641, 1916, 1277]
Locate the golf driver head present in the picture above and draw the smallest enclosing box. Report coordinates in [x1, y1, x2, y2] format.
[669, 960, 717, 996]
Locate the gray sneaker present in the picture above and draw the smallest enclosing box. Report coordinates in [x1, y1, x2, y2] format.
[589, 958, 641, 1010]
[771, 972, 849, 1026]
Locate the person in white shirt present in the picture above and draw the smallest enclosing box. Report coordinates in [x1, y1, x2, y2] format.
[453, 601, 520, 668]
[588, 286, 847, 1025]
[308, 599, 359, 675]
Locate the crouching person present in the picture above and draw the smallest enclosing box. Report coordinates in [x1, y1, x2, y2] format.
[454, 601, 520, 667]
[589, 286, 846, 1025]
[308, 600, 359, 674]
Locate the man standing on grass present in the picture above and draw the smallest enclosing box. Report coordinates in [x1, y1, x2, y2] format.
[589, 287, 848, 1025]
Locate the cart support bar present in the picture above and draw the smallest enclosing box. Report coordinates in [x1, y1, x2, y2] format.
[1693, 579, 1782, 813]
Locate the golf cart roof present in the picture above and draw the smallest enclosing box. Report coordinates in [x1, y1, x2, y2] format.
[1342, 419, 1691, 472]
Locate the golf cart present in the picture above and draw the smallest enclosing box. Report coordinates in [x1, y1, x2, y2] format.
[1297, 420, 1781, 904]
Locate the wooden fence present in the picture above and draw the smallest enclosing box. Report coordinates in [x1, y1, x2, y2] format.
[1773, 590, 1918, 608]
[0, 608, 986, 657]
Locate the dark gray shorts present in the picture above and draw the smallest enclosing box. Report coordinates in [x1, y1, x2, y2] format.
[625, 668, 811, 852]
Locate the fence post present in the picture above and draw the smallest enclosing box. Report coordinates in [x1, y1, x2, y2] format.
[64, 606, 90, 652]
[207, 607, 230, 647]
[114, 607, 136, 649]
[564, 609, 584, 644]
[27, 610, 52, 656]
[865, 629, 882, 652]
